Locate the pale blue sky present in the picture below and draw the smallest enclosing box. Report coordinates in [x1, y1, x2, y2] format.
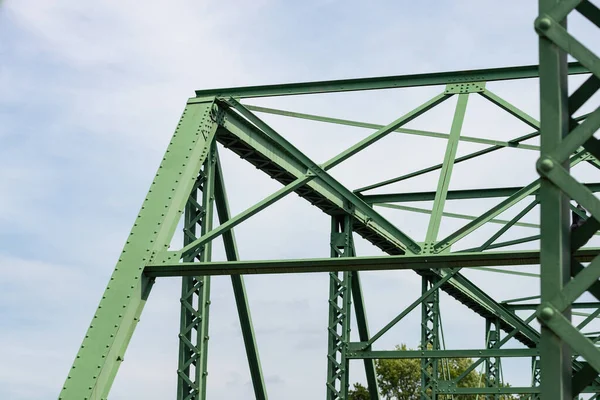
[1, 1, 598, 399]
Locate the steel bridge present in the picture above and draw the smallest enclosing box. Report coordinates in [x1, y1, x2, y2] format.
[59, 1, 600, 399]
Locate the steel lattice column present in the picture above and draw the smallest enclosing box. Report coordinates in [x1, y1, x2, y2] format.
[326, 214, 354, 400]
[485, 318, 502, 399]
[177, 144, 216, 400]
[530, 356, 541, 400]
[421, 276, 440, 400]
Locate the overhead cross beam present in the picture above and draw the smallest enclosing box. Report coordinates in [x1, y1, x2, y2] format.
[194, 62, 588, 98]
[144, 249, 600, 277]
[361, 182, 600, 203]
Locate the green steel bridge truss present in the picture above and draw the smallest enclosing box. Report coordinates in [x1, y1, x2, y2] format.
[58, 2, 600, 399]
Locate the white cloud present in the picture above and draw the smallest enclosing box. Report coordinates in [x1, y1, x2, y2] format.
[2, 1, 596, 399]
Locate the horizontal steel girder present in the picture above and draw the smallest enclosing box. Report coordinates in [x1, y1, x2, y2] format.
[345, 348, 539, 359]
[505, 302, 600, 310]
[145, 249, 599, 277]
[361, 182, 600, 203]
[193, 62, 588, 99]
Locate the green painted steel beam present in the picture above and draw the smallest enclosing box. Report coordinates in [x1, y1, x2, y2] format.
[326, 215, 353, 400]
[481, 234, 541, 250]
[355, 111, 588, 196]
[438, 387, 540, 395]
[310, 93, 450, 171]
[361, 182, 600, 203]
[193, 62, 588, 99]
[165, 94, 435, 260]
[244, 104, 540, 151]
[539, 303, 600, 375]
[433, 150, 590, 253]
[480, 89, 540, 130]
[345, 348, 539, 359]
[144, 249, 599, 277]
[451, 313, 537, 385]
[213, 152, 268, 400]
[191, 97, 580, 353]
[484, 317, 502, 397]
[356, 130, 541, 193]
[420, 275, 440, 400]
[418, 92, 468, 398]
[478, 199, 539, 251]
[376, 203, 540, 229]
[207, 103, 421, 255]
[578, 308, 600, 330]
[177, 143, 216, 400]
[537, 1, 573, 398]
[364, 268, 460, 348]
[503, 294, 541, 303]
[425, 93, 469, 246]
[506, 302, 600, 310]
[176, 176, 307, 259]
[441, 269, 541, 346]
[350, 272, 380, 399]
[471, 267, 540, 278]
[224, 98, 423, 253]
[60, 100, 219, 399]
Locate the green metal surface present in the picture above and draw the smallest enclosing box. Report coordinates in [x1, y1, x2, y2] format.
[145, 249, 599, 276]
[194, 62, 588, 99]
[536, 1, 600, 398]
[377, 203, 540, 229]
[350, 271, 380, 399]
[346, 348, 538, 359]
[361, 269, 460, 349]
[485, 318, 502, 399]
[356, 129, 542, 193]
[213, 152, 268, 399]
[60, 99, 219, 399]
[61, 17, 600, 398]
[326, 215, 354, 400]
[245, 104, 539, 151]
[420, 277, 440, 400]
[177, 144, 215, 400]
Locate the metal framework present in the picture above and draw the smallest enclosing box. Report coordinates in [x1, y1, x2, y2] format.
[58, 3, 600, 399]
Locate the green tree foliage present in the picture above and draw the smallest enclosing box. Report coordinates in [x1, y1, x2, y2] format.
[348, 382, 371, 400]
[348, 344, 520, 400]
[375, 344, 420, 400]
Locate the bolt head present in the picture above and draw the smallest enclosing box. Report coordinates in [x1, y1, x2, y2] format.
[538, 158, 555, 173]
[536, 17, 552, 31]
[539, 306, 555, 321]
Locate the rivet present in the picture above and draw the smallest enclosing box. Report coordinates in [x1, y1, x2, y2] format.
[536, 16, 552, 31]
[539, 306, 555, 321]
[537, 157, 555, 173]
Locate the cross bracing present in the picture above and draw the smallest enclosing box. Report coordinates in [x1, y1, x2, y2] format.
[59, 3, 600, 399]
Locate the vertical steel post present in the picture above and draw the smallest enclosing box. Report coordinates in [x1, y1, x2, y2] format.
[177, 143, 216, 400]
[485, 318, 502, 399]
[326, 214, 354, 400]
[531, 356, 541, 400]
[420, 277, 440, 400]
[537, 0, 572, 399]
